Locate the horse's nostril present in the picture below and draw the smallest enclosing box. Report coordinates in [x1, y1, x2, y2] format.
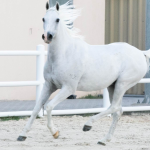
[49, 34, 53, 39]
[42, 34, 45, 40]
[47, 33, 53, 40]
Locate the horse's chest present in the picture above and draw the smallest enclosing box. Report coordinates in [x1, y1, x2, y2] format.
[51, 72, 65, 88]
[44, 57, 84, 89]
[50, 65, 70, 88]
[51, 65, 81, 89]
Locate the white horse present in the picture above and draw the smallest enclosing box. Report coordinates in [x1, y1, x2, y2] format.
[17, 1, 150, 145]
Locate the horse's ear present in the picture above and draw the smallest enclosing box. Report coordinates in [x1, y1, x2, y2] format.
[46, 2, 49, 10]
[56, 2, 59, 11]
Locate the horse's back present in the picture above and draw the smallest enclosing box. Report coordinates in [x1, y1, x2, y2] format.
[88, 42, 146, 69]
[89, 42, 147, 77]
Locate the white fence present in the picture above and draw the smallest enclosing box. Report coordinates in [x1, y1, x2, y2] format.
[0, 44, 150, 117]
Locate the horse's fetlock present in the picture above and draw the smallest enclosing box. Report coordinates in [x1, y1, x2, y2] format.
[116, 109, 123, 116]
[106, 138, 111, 142]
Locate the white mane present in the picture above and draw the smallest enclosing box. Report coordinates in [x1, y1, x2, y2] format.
[48, 1, 84, 40]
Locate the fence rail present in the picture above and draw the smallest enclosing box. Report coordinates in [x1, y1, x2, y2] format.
[0, 51, 41, 56]
[0, 44, 150, 117]
[0, 81, 40, 87]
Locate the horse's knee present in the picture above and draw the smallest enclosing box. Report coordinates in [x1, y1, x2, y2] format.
[113, 108, 123, 120]
[46, 103, 53, 112]
[117, 108, 123, 115]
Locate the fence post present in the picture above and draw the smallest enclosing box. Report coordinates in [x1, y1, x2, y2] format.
[103, 88, 111, 116]
[36, 45, 45, 117]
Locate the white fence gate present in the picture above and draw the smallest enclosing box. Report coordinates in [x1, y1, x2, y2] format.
[0, 44, 150, 117]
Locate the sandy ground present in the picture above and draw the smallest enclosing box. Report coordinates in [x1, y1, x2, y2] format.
[0, 114, 150, 150]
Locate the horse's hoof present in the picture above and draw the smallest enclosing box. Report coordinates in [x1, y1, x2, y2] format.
[53, 131, 59, 139]
[83, 125, 92, 132]
[97, 141, 106, 146]
[17, 136, 27, 141]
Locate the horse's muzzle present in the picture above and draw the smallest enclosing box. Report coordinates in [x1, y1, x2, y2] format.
[42, 33, 53, 44]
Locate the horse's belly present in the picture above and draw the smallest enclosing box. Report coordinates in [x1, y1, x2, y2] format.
[77, 68, 119, 91]
[77, 81, 106, 91]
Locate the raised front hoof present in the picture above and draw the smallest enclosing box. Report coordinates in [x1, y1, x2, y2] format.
[83, 125, 92, 132]
[53, 131, 59, 139]
[17, 136, 27, 141]
[97, 141, 106, 146]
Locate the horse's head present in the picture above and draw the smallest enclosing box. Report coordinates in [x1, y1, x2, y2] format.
[42, 2, 60, 44]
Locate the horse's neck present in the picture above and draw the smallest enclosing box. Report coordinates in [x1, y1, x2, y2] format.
[47, 23, 72, 62]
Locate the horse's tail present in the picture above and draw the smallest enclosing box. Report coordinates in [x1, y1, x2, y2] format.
[143, 50, 150, 72]
[143, 50, 150, 58]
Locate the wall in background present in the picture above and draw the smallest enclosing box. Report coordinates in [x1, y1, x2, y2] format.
[74, 0, 105, 45]
[0, 0, 105, 100]
[105, 0, 146, 95]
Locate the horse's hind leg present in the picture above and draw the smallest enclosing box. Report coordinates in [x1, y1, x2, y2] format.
[83, 79, 138, 145]
[107, 82, 116, 104]
[83, 81, 123, 130]
[97, 109, 123, 145]
[83, 84, 115, 132]
[97, 83, 123, 145]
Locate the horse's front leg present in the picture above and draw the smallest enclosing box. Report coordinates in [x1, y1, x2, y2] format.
[17, 81, 56, 141]
[46, 86, 73, 138]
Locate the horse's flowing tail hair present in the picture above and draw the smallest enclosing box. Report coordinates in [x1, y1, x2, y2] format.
[143, 50, 150, 72]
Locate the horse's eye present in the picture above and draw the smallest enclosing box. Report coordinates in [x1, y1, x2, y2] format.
[56, 18, 60, 23]
[42, 18, 45, 22]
